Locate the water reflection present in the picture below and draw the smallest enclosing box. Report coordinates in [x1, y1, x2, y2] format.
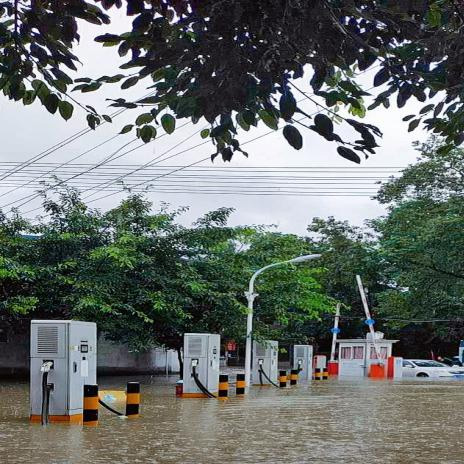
[1, 377, 464, 463]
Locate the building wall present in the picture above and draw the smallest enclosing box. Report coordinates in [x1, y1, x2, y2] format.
[0, 333, 180, 378]
[0, 333, 29, 377]
[97, 337, 180, 375]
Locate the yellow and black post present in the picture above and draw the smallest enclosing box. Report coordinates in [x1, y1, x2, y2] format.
[125, 382, 140, 418]
[236, 373, 246, 396]
[279, 370, 287, 388]
[218, 374, 229, 400]
[83, 384, 99, 426]
[314, 368, 323, 381]
[323, 367, 329, 380]
[290, 369, 298, 386]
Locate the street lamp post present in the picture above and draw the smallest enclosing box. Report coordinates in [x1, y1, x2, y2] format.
[244, 254, 322, 388]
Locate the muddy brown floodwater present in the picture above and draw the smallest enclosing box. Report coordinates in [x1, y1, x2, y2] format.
[1, 376, 464, 463]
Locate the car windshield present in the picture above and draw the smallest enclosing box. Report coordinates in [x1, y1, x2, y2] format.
[412, 361, 447, 368]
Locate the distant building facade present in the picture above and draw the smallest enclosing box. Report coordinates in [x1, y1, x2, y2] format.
[0, 331, 180, 377]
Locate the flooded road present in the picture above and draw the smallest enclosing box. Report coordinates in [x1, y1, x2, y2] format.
[1, 376, 464, 463]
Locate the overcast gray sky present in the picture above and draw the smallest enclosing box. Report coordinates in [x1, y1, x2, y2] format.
[0, 16, 428, 235]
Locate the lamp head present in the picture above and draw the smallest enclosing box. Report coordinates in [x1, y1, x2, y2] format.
[289, 254, 322, 264]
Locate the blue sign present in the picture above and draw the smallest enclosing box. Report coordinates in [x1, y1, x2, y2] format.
[364, 318, 375, 326]
[330, 327, 341, 334]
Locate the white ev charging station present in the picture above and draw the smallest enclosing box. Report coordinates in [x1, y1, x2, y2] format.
[252, 340, 278, 385]
[183, 333, 220, 397]
[292, 344, 313, 381]
[30, 320, 97, 423]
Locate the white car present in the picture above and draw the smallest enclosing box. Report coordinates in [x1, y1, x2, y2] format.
[402, 359, 464, 378]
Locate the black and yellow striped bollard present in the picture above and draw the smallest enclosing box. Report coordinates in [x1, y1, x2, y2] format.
[83, 384, 99, 426]
[314, 368, 323, 381]
[279, 370, 287, 388]
[236, 373, 246, 396]
[218, 374, 229, 400]
[125, 382, 140, 418]
[323, 367, 329, 380]
[290, 369, 299, 386]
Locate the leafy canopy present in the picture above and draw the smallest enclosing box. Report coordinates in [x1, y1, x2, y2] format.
[373, 140, 464, 345]
[0, 188, 333, 350]
[1, 1, 464, 162]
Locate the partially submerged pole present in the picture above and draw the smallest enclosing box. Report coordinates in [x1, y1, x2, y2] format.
[330, 303, 341, 362]
[356, 275, 382, 361]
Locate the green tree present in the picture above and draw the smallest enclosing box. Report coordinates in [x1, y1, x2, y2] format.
[305, 216, 386, 344]
[1, 2, 464, 160]
[373, 141, 464, 352]
[377, 138, 464, 204]
[0, 189, 334, 359]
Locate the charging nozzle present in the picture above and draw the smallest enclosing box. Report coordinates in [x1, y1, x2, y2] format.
[191, 358, 199, 368]
[40, 361, 54, 373]
[258, 359, 264, 366]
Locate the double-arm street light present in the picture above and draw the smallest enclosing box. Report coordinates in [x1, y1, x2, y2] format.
[244, 254, 322, 387]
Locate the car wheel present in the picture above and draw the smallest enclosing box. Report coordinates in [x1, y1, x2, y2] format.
[417, 372, 429, 378]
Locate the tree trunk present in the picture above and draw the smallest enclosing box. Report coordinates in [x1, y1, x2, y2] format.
[177, 348, 183, 379]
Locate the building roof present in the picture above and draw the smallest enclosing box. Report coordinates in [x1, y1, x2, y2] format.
[336, 339, 399, 344]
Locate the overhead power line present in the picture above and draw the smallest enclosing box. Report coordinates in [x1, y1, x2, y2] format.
[0, 90, 157, 193]
[1, 120, 194, 210]
[2, 67, 381, 213]
[86, 93, 381, 205]
[16, 82, 385, 213]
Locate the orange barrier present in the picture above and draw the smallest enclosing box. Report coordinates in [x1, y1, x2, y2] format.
[369, 363, 386, 378]
[387, 357, 394, 378]
[327, 361, 339, 376]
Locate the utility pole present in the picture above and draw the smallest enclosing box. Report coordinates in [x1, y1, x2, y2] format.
[330, 302, 341, 362]
[356, 274, 382, 361]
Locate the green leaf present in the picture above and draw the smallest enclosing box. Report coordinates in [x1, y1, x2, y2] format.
[314, 113, 333, 135]
[402, 114, 415, 122]
[221, 147, 233, 162]
[102, 114, 112, 123]
[279, 92, 297, 121]
[44, 94, 59, 114]
[53, 79, 68, 93]
[242, 110, 256, 126]
[258, 109, 278, 130]
[427, 8, 441, 27]
[283, 125, 303, 150]
[373, 67, 390, 87]
[95, 33, 121, 44]
[121, 76, 139, 89]
[337, 146, 361, 164]
[138, 96, 158, 104]
[74, 78, 92, 84]
[120, 124, 134, 134]
[135, 113, 154, 125]
[433, 102, 445, 117]
[22, 90, 36, 106]
[140, 125, 156, 143]
[408, 119, 420, 132]
[200, 129, 210, 139]
[81, 82, 101, 93]
[397, 84, 412, 108]
[236, 113, 250, 131]
[419, 104, 434, 115]
[161, 114, 176, 134]
[87, 114, 100, 130]
[58, 100, 74, 121]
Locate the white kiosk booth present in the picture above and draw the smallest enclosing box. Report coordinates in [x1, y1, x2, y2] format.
[336, 332, 398, 378]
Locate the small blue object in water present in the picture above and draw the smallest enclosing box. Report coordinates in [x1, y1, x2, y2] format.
[365, 318, 375, 326]
[331, 327, 341, 334]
